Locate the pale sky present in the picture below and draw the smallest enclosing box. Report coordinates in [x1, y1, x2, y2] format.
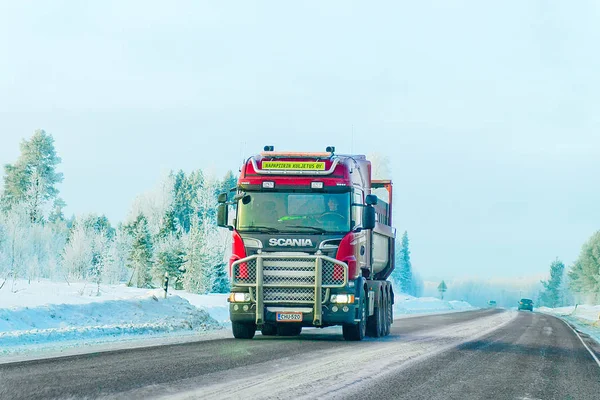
[1, 1, 599, 280]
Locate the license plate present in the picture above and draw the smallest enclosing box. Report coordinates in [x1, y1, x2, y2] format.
[276, 312, 303, 322]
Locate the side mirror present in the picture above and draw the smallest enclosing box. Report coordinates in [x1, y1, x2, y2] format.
[362, 206, 376, 230]
[218, 193, 228, 204]
[217, 203, 230, 229]
[366, 194, 378, 206]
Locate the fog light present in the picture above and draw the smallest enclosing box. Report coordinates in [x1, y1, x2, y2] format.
[332, 306, 338, 312]
[243, 305, 249, 311]
[342, 306, 349, 312]
[233, 305, 239, 311]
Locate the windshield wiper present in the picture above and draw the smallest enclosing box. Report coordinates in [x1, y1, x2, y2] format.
[239, 225, 280, 233]
[283, 225, 327, 233]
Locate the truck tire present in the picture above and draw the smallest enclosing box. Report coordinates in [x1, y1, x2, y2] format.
[367, 290, 386, 338]
[277, 324, 302, 336]
[367, 303, 384, 337]
[343, 293, 366, 341]
[232, 322, 256, 339]
[384, 292, 392, 336]
[261, 324, 277, 336]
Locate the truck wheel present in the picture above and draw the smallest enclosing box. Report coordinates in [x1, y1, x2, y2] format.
[367, 303, 384, 337]
[232, 322, 256, 339]
[378, 298, 385, 337]
[343, 294, 366, 341]
[261, 324, 277, 336]
[277, 324, 302, 336]
[381, 293, 389, 336]
[385, 292, 393, 336]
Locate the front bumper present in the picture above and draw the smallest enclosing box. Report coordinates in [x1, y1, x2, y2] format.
[229, 301, 359, 326]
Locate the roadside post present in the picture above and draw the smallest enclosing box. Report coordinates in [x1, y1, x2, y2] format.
[163, 272, 169, 299]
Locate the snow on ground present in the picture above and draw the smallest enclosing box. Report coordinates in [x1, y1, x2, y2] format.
[538, 304, 600, 344]
[394, 293, 475, 315]
[0, 280, 222, 356]
[0, 280, 475, 358]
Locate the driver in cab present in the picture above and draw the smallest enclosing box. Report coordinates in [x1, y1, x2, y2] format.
[327, 197, 340, 213]
[319, 196, 347, 228]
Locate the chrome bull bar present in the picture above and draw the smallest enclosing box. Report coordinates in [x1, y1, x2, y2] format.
[231, 254, 348, 326]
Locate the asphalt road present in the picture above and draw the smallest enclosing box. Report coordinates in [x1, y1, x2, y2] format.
[0, 309, 598, 399]
[346, 311, 600, 400]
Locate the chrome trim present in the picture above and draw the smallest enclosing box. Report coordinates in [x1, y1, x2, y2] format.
[266, 307, 313, 313]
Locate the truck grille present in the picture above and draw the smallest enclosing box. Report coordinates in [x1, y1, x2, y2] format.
[263, 287, 328, 304]
[232, 257, 346, 287]
[231, 254, 347, 324]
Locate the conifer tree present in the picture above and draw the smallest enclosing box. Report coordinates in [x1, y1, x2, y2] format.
[393, 231, 413, 294]
[211, 262, 230, 293]
[539, 258, 565, 307]
[569, 231, 600, 302]
[1, 130, 64, 222]
[182, 216, 210, 293]
[126, 215, 153, 288]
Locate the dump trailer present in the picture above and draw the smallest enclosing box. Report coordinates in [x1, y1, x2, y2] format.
[217, 146, 396, 341]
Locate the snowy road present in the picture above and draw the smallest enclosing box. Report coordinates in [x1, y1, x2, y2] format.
[0, 309, 598, 399]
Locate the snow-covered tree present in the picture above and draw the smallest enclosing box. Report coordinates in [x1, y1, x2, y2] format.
[182, 217, 210, 293]
[0, 204, 33, 284]
[127, 173, 174, 237]
[153, 233, 186, 289]
[62, 218, 94, 280]
[539, 258, 566, 307]
[393, 231, 413, 294]
[0, 203, 67, 285]
[126, 215, 154, 288]
[569, 231, 600, 303]
[1, 130, 64, 222]
[219, 170, 238, 194]
[102, 227, 132, 284]
[172, 170, 203, 233]
[48, 198, 67, 224]
[211, 260, 230, 293]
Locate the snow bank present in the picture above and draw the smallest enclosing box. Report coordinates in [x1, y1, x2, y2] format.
[172, 291, 229, 324]
[0, 291, 220, 352]
[0, 280, 223, 355]
[538, 304, 600, 344]
[0, 279, 228, 323]
[394, 293, 475, 315]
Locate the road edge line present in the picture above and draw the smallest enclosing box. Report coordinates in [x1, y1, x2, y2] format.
[556, 316, 600, 368]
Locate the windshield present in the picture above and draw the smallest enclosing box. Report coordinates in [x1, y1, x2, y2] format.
[236, 192, 350, 233]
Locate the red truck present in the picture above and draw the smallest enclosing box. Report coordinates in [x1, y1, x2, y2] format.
[217, 146, 396, 341]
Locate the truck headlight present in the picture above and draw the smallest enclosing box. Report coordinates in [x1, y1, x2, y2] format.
[330, 294, 355, 304]
[229, 293, 251, 302]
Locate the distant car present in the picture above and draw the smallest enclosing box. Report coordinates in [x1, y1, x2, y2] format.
[518, 298, 533, 311]
[488, 300, 497, 308]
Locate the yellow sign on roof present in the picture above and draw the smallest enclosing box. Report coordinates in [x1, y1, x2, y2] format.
[263, 161, 326, 171]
